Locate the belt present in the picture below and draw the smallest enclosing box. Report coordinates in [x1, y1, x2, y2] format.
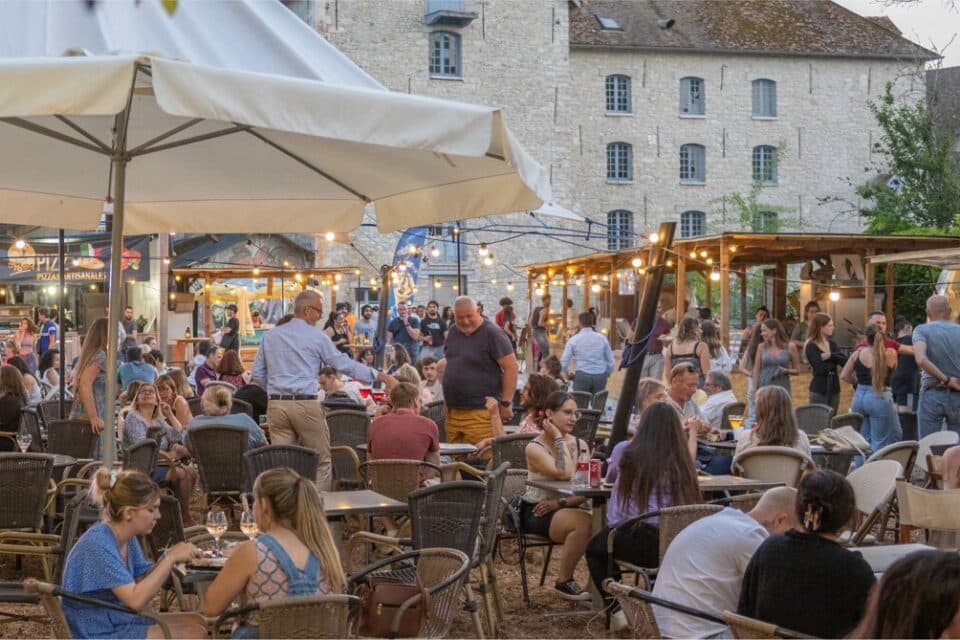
[268, 394, 318, 401]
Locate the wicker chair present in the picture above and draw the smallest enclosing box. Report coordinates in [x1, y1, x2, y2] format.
[187, 424, 248, 514]
[830, 412, 864, 432]
[722, 611, 808, 639]
[25, 579, 172, 639]
[727, 492, 764, 512]
[572, 408, 602, 445]
[122, 439, 159, 476]
[0, 486, 85, 583]
[18, 408, 45, 453]
[213, 594, 361, 639]
[330, 446, 363, 490]
[601, 579, 659, 639]
[45, 419, 97, 460]
[327, 409, 371, 462]
[845, 460, 902, 545]
[896, 479, 960, 547]
[866, 440, 918, 480]
[916, 431, 959, 486]
[38, 400, 72, 428]
[230, 398, 254, 417]
[474, 462, 509, 637]
[794, 403, 834, 436]
[358, 459, 441, 504]
[591, 389, 609, 412]
[569, 390, 592, 409]
[421, 400, 447, 442]
[731, 446, 816, 488]
[721, 402, 747, 431]
[243, 444, 319, 492]
[494, 468, 555, 605]
[347, 548, 471, 639]
[490, 432, 536, 471]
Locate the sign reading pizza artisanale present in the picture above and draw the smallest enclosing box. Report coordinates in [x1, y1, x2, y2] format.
[1, 236, 151, 283]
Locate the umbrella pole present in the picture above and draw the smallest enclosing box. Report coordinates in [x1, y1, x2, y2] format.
[102, 155, 127, 466]
[58, 229, 65, 418]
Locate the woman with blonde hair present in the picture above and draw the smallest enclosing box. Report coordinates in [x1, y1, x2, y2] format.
[394, 363, 433, 406]
[156, 374, 193, 427]
[202, 468, 345, 636]
[187, 385, 266, 449]
[15, 316, 38, 374]
[71, 317, 109, 435]
[167, 368, 194, 399]
[734, 385, 811, 459]
[841, 324, 901, 452]
[60, 468, 205, 639]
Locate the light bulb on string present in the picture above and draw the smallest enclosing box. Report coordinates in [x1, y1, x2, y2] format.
[334, 273, 342, 282]
[631, 257, 643, 268]
[507, 282, 515, 291]
[324, 232, 335, 242]
[699, 250, 708, 258]
[491, 278, 498, 284]
[534, 287, 544, 296]
[710, 269, 721, 282]
[666, 259, 674, 267]
[398, 262, 408, 272]
[431, 246, 440, 258]
[483, 255, 494, 267]
[163, 257, 171, 265]
[369, 277, 377, 286]
[478, 243, 489, 257]
[434, 280, 442, 289]
[829, 289, 841, 302]
[14, 239, 25, 250]
[408, 244, 419, 255]
[253, 268, 260, 276]
[591, 283, 601, 293]
[689, 250, 697, 259]
[706, 258, 714, 265]
[649, 232, 660, 243]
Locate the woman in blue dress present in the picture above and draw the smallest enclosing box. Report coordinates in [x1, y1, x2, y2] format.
[60, 468, 206, 639]
[71, 318, 110, 449]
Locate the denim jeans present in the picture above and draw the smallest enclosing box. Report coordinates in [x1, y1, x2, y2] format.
[851, 386, 902, 452]
[572, 371, 608, 395]
[917, 388, 960, 438]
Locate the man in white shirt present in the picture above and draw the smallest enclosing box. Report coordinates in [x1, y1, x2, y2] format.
[701, 371, 740, 431]
[651, 487, 799, 638]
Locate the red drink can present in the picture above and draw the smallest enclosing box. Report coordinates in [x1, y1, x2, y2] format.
[589, 459, 601, 487]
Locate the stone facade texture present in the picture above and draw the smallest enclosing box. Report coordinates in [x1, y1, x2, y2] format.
[304, 0, 926, 318]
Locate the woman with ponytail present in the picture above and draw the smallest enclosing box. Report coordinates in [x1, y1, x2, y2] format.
[841, 323, 902, 451]
[737, 471, 875, 638]
[202, 468, 344, 636]
[60, 467, 205, 639]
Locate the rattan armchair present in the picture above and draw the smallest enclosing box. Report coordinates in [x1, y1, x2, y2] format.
[421, 400, 447, 442]
[330, 445, 363, 490]
[122, 439, 159, 476]
[830, 412, 864, 432]
[38, 400, 72, 429]
[0, 452, 54, 531]
[591, 390, 609, 412]
[722, 610, 808, 639]
[213, 594, 361, 639]
[569, 390, 592, 409]
[475, 462, 509, 638]
[24, 579, 172, 639]
[243, 444, 319, 492]
[347, 548, 471, 639]
[602, 579, 660, 638]
[0, 487, 85, 583]
[187, 424, 248, 515]
[794, 403, 834, 435]
[494, 468, 555, 605]
[45, 419, 97, 460]
[358, 459, 441, 504]
[731, 446, 816, 488]
[572, 408, 602, 445]
[490, 432, 535, 471]
[18, 407, 45, 452]
[327, 409, 371, 462]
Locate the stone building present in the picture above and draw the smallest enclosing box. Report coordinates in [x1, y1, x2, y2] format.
[301, 0, 935, 317]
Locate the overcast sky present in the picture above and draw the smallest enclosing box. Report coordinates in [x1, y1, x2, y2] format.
[834, 0, 959, 67]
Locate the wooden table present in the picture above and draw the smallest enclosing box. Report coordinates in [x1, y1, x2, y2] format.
[851, 543, 935, 576]
[173, 337, 213, 363]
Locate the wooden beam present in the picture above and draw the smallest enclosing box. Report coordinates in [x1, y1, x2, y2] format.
[704, 271, 713, 309]
[774, 262, 787, 320]
[676, 255, 687, 321]
[720, 242, 731, 346]
[885, 262, 895, 327]
[583, 267, 591, 310]
[561, 280, 569, 337]
[608, 259, 616, 347]
[864, 249, 876, 326]
[202, 272, 213, 338]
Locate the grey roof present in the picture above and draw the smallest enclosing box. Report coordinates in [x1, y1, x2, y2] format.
[570, 0, 938, 61]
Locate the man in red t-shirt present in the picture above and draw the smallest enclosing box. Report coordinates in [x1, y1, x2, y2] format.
[854, 311, 913, 355]
[367, 382, 440, 466]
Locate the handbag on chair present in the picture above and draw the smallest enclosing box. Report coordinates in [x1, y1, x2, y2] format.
[357, 574, 431, 638]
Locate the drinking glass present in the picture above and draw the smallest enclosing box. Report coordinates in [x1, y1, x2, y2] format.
[240, 511, 259, 540]
[16, 432, 32, 453]
[728, 414, 744, 429]
[205, 510, 228, 557]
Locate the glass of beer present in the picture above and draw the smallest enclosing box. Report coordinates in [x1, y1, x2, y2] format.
[728, 414, 744, 429]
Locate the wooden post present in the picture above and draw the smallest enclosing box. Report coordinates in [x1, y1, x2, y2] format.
[720, 242, 731, 347]
[583, 267, 591, 311]
[739, 270, 748, 329]
[608, 259, 616, 347]
[676, 255, 687, 320]
[774, 262, 787, 320]
[885, 261, 895, 327]
[202, 272, 213, 337]
[704, 270, 713, 309]
[864, 249, 876, 326]
[266, 276, 274, 298]
[561, 279, 569, 337]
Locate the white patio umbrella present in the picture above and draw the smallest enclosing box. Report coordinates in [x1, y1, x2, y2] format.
[0, 5, 549, 464]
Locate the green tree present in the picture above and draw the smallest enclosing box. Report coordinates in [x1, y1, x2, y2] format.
[858, 83, 960, 233]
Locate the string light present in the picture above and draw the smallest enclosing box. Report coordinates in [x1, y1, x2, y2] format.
[591, 283, 601, 293]
[483, 255, 494, 267]
[71, 258, 80, 267]
[666, 259, 674, 267]
[706, 258, 714, 265]
[163, 257, 171, 265]
[507, 282, 515, 291]
[369, 278, 377, 286]
[699, 250, 708, 258]
[631, 257, 643, 268]
[534, 287, 544, 296]
[452, 284, 459, 291]
[334, 274, 342, 282]
[491, 278, 498, 284]
[174, 275, 181, 282]
[829, 289, 841, 302]
[324, 232, 335, 242]
[729, 245, 737, 253]
[398, 262, 408, 272]
[408, 244, 418, 255]
[354, 269, 361, 276]
[14, 239, 25, 250]
[283, 260, 290, 267]
[710, 269, 721, 282]
[253, 268, 260, 276]
[431, 246, 440, 258]
[90, 284, 97, 291]
[332, 284, 339, 292]
[478, 243, 489, 257]
[649, 232, 660, 243]
[434, 280, 442, 289]
[294, 273, 303, 283]
[689, 250, 697, 259]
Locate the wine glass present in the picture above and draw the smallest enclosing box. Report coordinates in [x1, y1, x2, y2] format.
[205, 510, 228, 557]
[16, 432, 32, 453]
[240, 511, 258, 540]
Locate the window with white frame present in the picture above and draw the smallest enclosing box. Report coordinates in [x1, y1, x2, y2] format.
[679, 76, 705, 116]
[606, 142, 633, 182]
[607, 210, 634, 250]
[752, 145, 778, 184]
[427, 224, 460, 263]
[680, 210, 706, 238]
[752, 79, 777, 118]
[605, 74, 631, 114]
[429, 32, 461, 78]
[679, 144, 706, 183]
[752, 210, 778, 232]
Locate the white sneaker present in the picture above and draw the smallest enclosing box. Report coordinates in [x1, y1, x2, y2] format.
[609, 609, 629, 631]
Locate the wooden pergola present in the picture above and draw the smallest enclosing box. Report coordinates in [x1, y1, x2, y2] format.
[524, 232, 960, 346]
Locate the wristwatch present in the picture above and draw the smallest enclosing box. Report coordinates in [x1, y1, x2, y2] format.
[558, 498, 568, 508]
[499, 399, 511, 408]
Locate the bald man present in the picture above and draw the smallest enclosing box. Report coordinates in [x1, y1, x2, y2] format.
[440, 296, 518, 445]
[913, 295, 960, 437]
[650, 488, 799, 638]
